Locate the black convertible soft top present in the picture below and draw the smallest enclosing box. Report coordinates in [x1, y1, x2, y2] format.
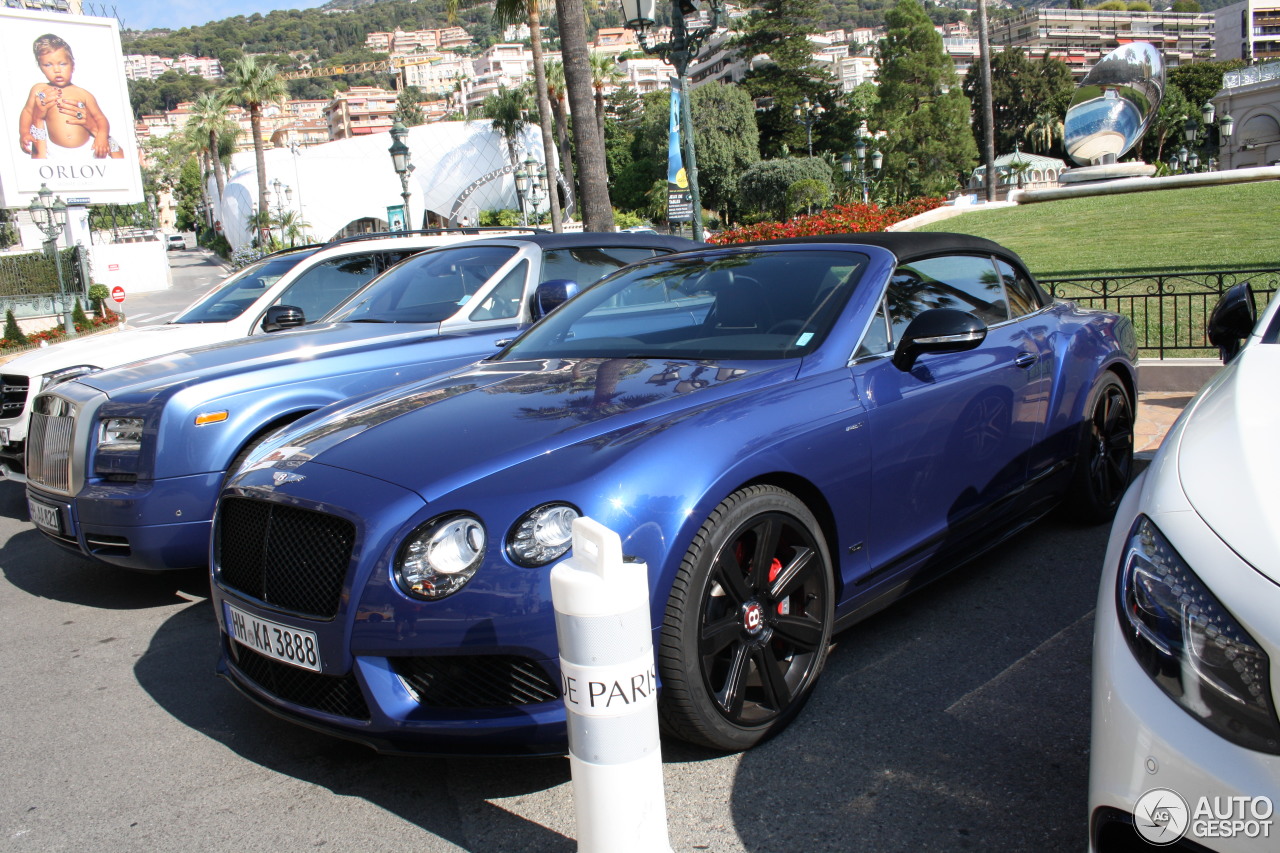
[741, 231, 1019, 265]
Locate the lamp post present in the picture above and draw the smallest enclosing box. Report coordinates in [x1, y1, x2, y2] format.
[793, 97, 825, 157]
[388, 119, 414, 231]
[528, 160, 546, 226]
[514, 157, 530, 226]
[270, 178, 291, 247]
[27, 184, 76, 335]
[619, 0, 724, 242]
[842, 126, 883, 205]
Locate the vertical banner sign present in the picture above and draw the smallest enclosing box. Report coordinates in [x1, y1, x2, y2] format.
[386, 204, 406, 231]
[666, 80, 692, 223]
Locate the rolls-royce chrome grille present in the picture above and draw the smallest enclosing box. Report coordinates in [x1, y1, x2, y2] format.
[27, 395, 76, 492]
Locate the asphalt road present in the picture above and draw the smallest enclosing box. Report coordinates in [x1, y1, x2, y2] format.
[0, 472, 1121, 852]
[118, 244, 230, 326]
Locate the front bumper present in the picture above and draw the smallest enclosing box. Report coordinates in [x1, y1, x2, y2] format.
[26, 471, 223, 571]
[1089, 471, 1280, 853]
[212, 593, 569, 756]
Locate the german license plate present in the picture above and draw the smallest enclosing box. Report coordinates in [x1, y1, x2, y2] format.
[224, 603, 321, 672]
[28, 498, 61, 535]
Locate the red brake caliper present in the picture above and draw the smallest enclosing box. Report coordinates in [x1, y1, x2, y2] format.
[768, 558, 790, 615]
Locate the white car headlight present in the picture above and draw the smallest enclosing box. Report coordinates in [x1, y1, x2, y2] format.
[507, 503, 579, 567]
[98, 417, 145, 452]
[395, 514, 485, 600]
[1118, 515, 1280, 753]
[41, 364, 100, 390]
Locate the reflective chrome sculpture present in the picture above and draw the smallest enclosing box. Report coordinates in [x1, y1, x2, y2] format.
[1064, 42, 1164, 166]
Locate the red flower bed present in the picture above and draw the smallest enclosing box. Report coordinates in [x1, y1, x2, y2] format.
[710, 197, 947, 245]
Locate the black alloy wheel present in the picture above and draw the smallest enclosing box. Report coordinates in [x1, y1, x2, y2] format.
[1067, 373, 1134, 523]
[659, 485, 834, 752]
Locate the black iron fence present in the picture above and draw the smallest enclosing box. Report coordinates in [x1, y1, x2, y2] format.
[0, 245, 90, 321]
[1040, 268, 1280, 360]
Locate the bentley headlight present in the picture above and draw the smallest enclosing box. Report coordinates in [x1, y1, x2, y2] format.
[1117, 515, 1280, 753]
[507, 503, 579, 567]
[395, 514, 485, 600]
[98, 417, 145, 452]
[41, 364, 100, 390]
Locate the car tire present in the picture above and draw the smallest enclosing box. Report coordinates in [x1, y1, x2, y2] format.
[658, 485, 834, 752]
[1065, 372, 1134, 524]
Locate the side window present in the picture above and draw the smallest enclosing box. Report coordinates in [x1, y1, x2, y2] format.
[379, 249, 425, 271]
[855, 298, 891, 358]
[274, 254, 381, 321]
[541, 247, 662, 288]
[995, 258, 1044, 318]
[468, 260, 529, 322]
[900, 255, 1009, 326]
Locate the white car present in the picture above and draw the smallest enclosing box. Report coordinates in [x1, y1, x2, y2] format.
[1089, 283, 1280, 852]
[0, 230, 514, 481]
[167, 234, 187, 251]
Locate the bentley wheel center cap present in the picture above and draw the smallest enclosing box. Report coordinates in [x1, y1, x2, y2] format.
[742, 601, 765, 635]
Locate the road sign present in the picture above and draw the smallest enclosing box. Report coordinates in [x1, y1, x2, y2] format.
[111, 286, 126, 304]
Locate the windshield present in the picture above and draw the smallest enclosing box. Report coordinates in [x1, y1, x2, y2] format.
[502, 249, 870, 361]
[325, 245, 520, 323]
[173, 251, 317, 324]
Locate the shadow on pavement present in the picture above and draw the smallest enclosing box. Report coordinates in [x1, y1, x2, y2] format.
[135, 601, 575, 852]
[727, 514, 1111, 852]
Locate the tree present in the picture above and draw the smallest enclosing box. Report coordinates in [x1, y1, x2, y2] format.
[3, 310, 27, 346]
[611, 84, 760, 224]
[1171, 0, 1201, 12]
[394, 86, 426, 126]
[874, 0, 978, 199]
[479, 85, 531, 172]
[1025, 111, 1064, 156]
[963, 47, 1074, 159]
[185, 92, 237, 205]
[222, 56, 288, 226]
[553, 0, 613, 230]
[738, 0, 832, 158]
[589, 52, 624, 143]
[738, 157, 834, 221]
[543, 60, 576, 215]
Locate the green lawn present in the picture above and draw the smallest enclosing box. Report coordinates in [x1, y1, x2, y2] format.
[912, 181, 1280, 277]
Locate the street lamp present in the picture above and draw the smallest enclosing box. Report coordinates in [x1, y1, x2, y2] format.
[388, 119, 414, 231]
[841, 126, 883, 204]
[528, 161, 546, 226]
[619, 0, 724, 242]
[793, 97, 825, 157]
[27, 184, 75, 335]
[514, 158, 530, 226]
[270, 178, 291, 246]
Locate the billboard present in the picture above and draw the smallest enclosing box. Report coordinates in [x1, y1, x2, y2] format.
[666, 79, 692, 223]
[0, 8, 144, 208]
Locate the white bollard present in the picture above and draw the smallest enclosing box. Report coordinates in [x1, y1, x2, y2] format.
[550, 517, 673, 853]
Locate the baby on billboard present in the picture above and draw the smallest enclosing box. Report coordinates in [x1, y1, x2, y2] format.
[18, 32, 123, 160]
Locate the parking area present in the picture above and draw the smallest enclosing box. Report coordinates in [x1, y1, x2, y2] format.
[0, 470, 1135, 852]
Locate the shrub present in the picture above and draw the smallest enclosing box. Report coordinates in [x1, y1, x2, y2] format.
[72, 298, 91, 331]
[229, 246, 266, 269]
[3, 310, 27, 346]
[710, 196, 947, 244]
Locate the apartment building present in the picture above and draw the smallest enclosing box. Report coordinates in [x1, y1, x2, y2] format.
[1215, 0, 1280, 62]
[990, 8, 1215, 75]
[123, 53, 223, 81]
[365, 26, 473, 55]
[325, 86, 398, 139]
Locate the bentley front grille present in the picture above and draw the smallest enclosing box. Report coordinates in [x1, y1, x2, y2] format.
[217, 497, 355, 619]
[26, 395, 75, 493]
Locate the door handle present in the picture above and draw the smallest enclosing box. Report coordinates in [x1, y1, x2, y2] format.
[1014, 351, 1039, 369]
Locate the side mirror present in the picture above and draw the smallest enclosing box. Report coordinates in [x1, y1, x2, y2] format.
[892, 308, 988, 372]
[530, 279, 579, 322]
[1207, 282, 1256, 364]
[261, 304, 305, 333]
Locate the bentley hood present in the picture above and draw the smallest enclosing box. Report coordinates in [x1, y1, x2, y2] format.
[251, 357, 796, 499]
[73, 321, 503, 399]
[1176, 345, 1280, 585]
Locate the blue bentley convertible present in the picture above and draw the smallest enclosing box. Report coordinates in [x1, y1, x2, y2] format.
[211, 233, 1138, 754]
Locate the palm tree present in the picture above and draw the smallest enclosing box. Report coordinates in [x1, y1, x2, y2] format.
[480, 86, 530, 173]
[185, 92, 235, 205]
[1026, 111, 1064, 155]
[553, 0, 613, 230]
[544, 60, 576, 216]
[277, 210, 312, 247]
[589, 52, 624, 144]
[222, 57, 287, 225]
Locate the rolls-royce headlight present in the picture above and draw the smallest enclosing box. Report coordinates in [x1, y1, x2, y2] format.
[1117, 515, 1280, 753]
[41, 364, 100, 390]
[507, 503, 580, 567]
[395, 514, 485, 600]
[98, 417, 145, 452]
